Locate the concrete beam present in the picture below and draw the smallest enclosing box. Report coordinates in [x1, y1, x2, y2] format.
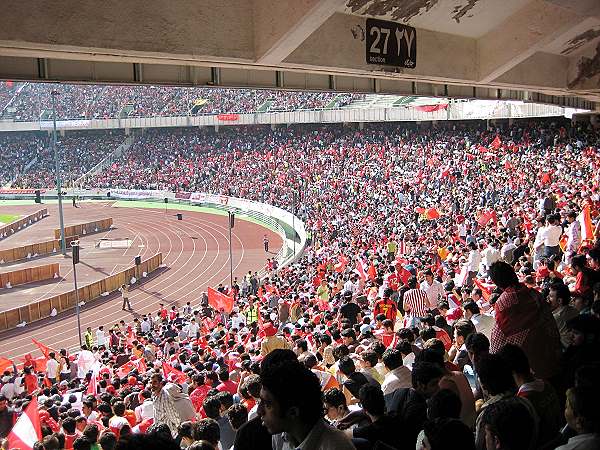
[543, 0, 600, 19]
[477, 0, 583, 83]
[0, 0, 255, 63]
[494, 52, 569, 90]
[284, 13, 478, 85]
[254, 0, 346, 64]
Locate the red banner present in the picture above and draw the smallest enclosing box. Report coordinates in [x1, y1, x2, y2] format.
[216, 113, 239, 121]
[415, 104, 448, 112]
[175, 192, 191, 200]
[0, 189, 46, 195]
[208, 286, 234, 313]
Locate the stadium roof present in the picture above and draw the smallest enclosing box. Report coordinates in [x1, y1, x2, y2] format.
[0, 0, 598, 111]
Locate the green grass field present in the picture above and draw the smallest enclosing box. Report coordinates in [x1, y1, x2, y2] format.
[0, 213, 20, 224]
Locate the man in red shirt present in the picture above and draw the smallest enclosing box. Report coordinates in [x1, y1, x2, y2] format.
[158, 304, 168, 320]
[386, 266, 400, 293]
[373, 290, 398, 323]
[216, 368, 238, 396]
[23, 367, 38, 395]
[190, 373, 212, 412]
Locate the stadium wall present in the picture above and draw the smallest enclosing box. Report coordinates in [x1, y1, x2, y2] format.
[0, 102, 575, 132]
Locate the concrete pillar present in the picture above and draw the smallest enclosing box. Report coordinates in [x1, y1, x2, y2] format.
[358, 122, 364, 130]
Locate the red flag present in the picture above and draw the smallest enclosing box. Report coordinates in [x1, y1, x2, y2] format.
[31, 338, 54, 359]
[491, 135, 501, 150]
[8, 397, 41, 450]
[355, 259, 367, 281]
[541, 172, 552, 185]
[578, 206, 594, 242]
[559, 234, 568, 252]
[207, 287, 234, 314]
[398, 266, 412, 285]
[367, 263, 377, 281]
[334, 255, 349, 273]
[116, 361, 136, 378]
[415, 104, 448, 112]
[426, 208, 440, 220]
[0, 357, 13, 373]
[162, 362, 187, 384]
[87, 372, 97, 395]
[473, 279, 493, 302]
[135, 358, 148, 374]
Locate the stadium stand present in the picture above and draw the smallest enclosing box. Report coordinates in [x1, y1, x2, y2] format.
[0, 82, 364, 121]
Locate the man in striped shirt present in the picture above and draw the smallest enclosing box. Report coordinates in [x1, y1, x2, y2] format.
[402, 276, 429, 328]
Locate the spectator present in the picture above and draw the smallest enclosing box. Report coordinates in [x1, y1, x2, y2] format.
[488, 261, 561, 380]
[258, 359, 355, 449]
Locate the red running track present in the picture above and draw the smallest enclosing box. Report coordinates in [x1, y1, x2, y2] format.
[0, 202, 281, 360]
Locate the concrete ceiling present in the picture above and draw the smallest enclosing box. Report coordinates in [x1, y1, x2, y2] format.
[0, 0, 598, 110]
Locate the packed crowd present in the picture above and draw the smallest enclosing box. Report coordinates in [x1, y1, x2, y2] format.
[1, 118, 600, 450]
[10, 131, 125, 189]
[0, 133, 47, 187]
[0, 82, 363, 121]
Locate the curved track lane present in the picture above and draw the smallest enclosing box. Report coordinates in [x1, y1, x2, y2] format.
[0, 202, 281, 360]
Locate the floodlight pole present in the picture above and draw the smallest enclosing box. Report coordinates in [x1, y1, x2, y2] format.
[72, 241, 83, 347]
[292, 192, 296, 256]
[228, 211, 233, 288]
[52, 91, 67, 255]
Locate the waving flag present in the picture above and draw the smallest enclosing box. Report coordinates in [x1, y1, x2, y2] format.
[491, 135, 502, 150]
[473, 278, 493, 302]
[87, 372, 98, 395]
[354, 259, 367, 281]
[578, 206, 594, 242]
[426, 208, 441, 220]
[334, 255, 349, 273]
[208, 287, 234, 314]
[31, 338, 54, 359]
[8, 397, 41, 450]
[0, 357, 13, 373]
[162, 362, 188, 384]
[368, 262, 377, 281]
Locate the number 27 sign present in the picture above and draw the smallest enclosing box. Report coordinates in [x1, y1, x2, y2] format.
[365, 18, 416, 68]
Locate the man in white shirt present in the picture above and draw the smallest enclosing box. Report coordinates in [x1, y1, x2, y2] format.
[462, 301, 494, 338]
[185, 318, 200, 339]
[500, 239, 517, 264]
[481, 240, 501, 271]
[419, 270, 444, 310]
[464, 242, 481, 288]
[564, 211, 581, 264]
[230, 311, 246, 331]
[96, 326, 107, 347]
[45, 353, 60, 385]
[380, 349, 412, 396]
[0, 376, 17, 400]
[134, 391, 154, 422]
[536, 214, 563, 260]
[140, 316, 152, 334]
